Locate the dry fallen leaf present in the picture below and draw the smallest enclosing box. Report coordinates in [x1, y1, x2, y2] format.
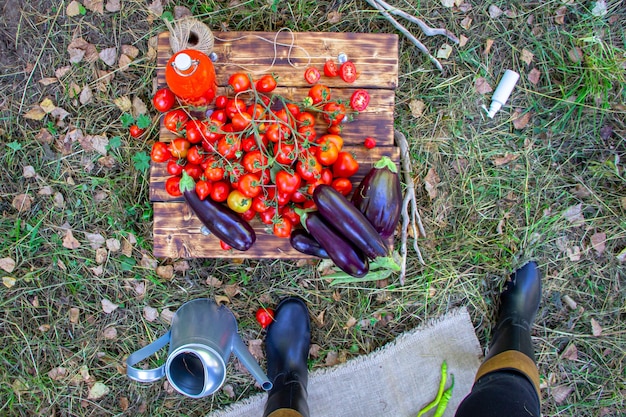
[105, 0, 121, 12]
[555, 6, 567, 25]
[121, 45, 140, 59]
[70, 307, 80, 323]
[563, 203, 585, 227]
[118, 54, 133, 70]
[39, 77, 58, 86]
[79, 85, 93, 105]
[327, 11, 342, 24]
[48, 367, 68, 381]
[488, 4, 503, 18]
[591, 318, 603, 336]
[521, 49, 534, 65]
[102, 326, 118, 340]
[512, 110, 532, 130]
[2, 277, 16, 288]
[143, 306, 159, 322]
[99, 47, 117, 66]
[561, 343, 578, 360]
[551, 384, 574, 404]
[344, 317, 357, 329]
[409, 99, 426, 118]
[474, 77, 493, 94]
[424, 168, 440, 200]
[101, 299, 119, 314]
[83, 0, 104, 13]
[483, 38, 494, 55]
[132, 96, 148, 117]
[459, 35, 469, 47]
[436, 44, 453, 59]
[568, 47, 583, 63]
[113, 96, 132, 112]
[147, 0, 164, 16]
[66, 0, 82, 17]
[156, 265, 174, 280]
[13, 194, 33, 212]
[527, 68, 541, 85]
[0, 257, 16, 273]
[324, 351, 339, 367]
[23, 106, 46, 121]
[567, 245, 581, 261]
[590, 232, 606, 255]
[493, 153, 519, 166]
[591, 0, 607, 17]
[160, 308, 175, 324]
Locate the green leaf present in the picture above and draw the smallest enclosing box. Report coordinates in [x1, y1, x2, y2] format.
[6, 141, 22, 151]
[107, 135, 122, 150]
[78, 4, 87, 15]
[373, 156, 398, 173]
[179, 171, 196, 193]
[133, 152, 151, 172]
[136, 114, 152, 129]
[330, 269, 393, 286]
[161, 11, 174, 22]
[120, 113, 135, 128]
[119, 255, 136, 271]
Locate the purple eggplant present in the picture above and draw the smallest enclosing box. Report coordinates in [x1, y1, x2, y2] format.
[352, 156, 402, 239]
[305, 212, 369, 277]
[289, 229, 330, 259]
[313, 184, 389, 259]
[180, 172, 256, 251]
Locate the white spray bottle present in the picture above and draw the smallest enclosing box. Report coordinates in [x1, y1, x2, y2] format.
[483, 69, 520, 118]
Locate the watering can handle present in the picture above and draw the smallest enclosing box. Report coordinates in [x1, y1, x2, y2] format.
[126, 331, 171, 383]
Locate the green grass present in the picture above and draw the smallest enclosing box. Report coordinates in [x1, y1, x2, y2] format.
[0, 0, 624, 416]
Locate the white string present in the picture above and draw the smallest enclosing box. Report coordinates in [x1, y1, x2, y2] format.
[213, 27, 312, 74]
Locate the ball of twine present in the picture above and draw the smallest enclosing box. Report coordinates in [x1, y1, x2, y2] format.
[165, 17, 214, 55]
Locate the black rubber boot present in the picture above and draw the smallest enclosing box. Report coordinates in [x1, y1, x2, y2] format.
[485, 261, 542, 362]
[263, 297, 310, 417]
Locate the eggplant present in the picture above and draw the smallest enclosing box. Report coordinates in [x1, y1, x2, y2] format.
[305, 212, 369, 277]
[352, 156, 402, 238]
[313, 184, 389, 259]
[180, 173, 256, 251]
[289, 229, 330, 259]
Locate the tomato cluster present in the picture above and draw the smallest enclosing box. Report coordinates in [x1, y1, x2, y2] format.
[150, 71, 366, 242]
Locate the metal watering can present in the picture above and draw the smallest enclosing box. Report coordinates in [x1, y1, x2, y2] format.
[126, 298, 272, 398]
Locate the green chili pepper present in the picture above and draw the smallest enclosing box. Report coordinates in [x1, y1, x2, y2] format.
[417, 360, 448, 417]
[432, 374, 454, 417]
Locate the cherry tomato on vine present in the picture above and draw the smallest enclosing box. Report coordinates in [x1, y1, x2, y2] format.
[165, 176, 182, 197]
[227, 190, 252, 213]
[296, 154, 322, 182]
[322, 102, 346, 126]
[259, 207, 277, 224]
[185, 120, 205, 144]
[265, 123, 285, 143]
[129, 125, 145, 138]
[186, 146, 205, 165]
[163, 109, 188, 134]
[225, 98, 247, 120]
[317, 134, 343, 152]
[205, 164, 225, 182]
[349, 89, 370, 112]
[220, 240, 232, 250]
[274, 142, 297, 165]
[183, 163, 203, 180]
[324, 60, 339, 77]
[280, 205, 301, 226]
[238, 173, 262, 198]
[332, 151, 359, 178]
[152, 88, 176, 113]
[297, 125, 317, 142]
[308, 84, 331, 104]
[255, 307, 275, 329]
[304, 67, 321, 84]
[231, 111, 252, 132]
[256, 74, 277, 93]
[167, 159, 184, 176]
[216, 134, 241, 160]
[228, 72, 252, 93]
[210, 181, 230, 202]
[195, 180, 213, 201]
[296, 111, 316, 127]
[340, 61, 357, 83]
[317, 141, 339, 166]
[169, 138, 191, 158]
[327, 124, 343, 135]
[242, 149, 268, 173]
[273, 216, 293, 238]
[214, 95, 228, 109]
[151, 141, 172, 163]
[275, 170, 301, 195]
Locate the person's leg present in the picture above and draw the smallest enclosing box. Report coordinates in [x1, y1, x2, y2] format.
[263, 297, 311, 417]
[456, 261, 542, 417]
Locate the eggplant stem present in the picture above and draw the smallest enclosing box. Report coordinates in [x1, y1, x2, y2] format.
[395, 130, 426, 284]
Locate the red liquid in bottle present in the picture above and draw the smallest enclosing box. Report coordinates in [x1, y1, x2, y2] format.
[165, 49, 217, 107]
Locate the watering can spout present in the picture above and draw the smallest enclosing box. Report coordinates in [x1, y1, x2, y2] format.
[232, 335, 273, 391]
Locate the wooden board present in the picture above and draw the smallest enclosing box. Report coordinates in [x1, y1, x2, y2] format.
[151, 31, 399, 259]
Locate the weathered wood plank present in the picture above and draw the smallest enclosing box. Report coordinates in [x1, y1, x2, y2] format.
[150, 145, 400, 203]
[157, 31, 398, 90]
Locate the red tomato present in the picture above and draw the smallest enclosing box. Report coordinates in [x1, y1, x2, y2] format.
[238, 173, 262, 198]
[216, 134, 240, 160]
[364, 137, 376, 149]
[322, 102, 346, 126]
[255, 307, 275, 329]
[256, 74, 277, 93]
[220, 240, 232, 250]
[273, 142, 297, 165]
[280, 205, 301, 225]
[265, 123, 285, 143]
[152, 88, 176, 113]
[129, 125, 145, 138]
[273, 216, 293, 238]
[228, 72, 252, 93]
[340, 61, 357, 83]
[317, 141, 339, 166]
[214, 95, 228, 109]
[327, 124, 343, 135]
[225, 98, 247, 120]
[185, 120, 205, 144]
[242, 150, 268, 173]
[184, 163, 203, 180]
[195, 180, 212, 200]
[323, 60, 339, 77]
[304, 67, 321, 84]
[275, 170, 301, 194]
[241, 208, 256, 221]
[350, 89, 370, 112]
[231, 111, 252, 131]
[163, 109, 188, 134]
[151, 141, 172, 163]
[297, 154, 322, 182]
[167, 159, 184, 176]
[332, 151, 359, 178]
[252, 194, 270, 213]
[286, 103, 301, 118]
[317, 134, 343, 152]
[210, 181, 230, 202]
[247, 103, 266, 119]
[297, 125, 317, 142]
[259, 207, 276, 224]
[308, 84, 331, 104]
[331, 177, 353, 196]
[205, 164, 225, 181]
[165, 176, 182, 197]
[210, 109, 228, 123]
[296, 111, 316, 127]
[186, 146, 205, 165]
